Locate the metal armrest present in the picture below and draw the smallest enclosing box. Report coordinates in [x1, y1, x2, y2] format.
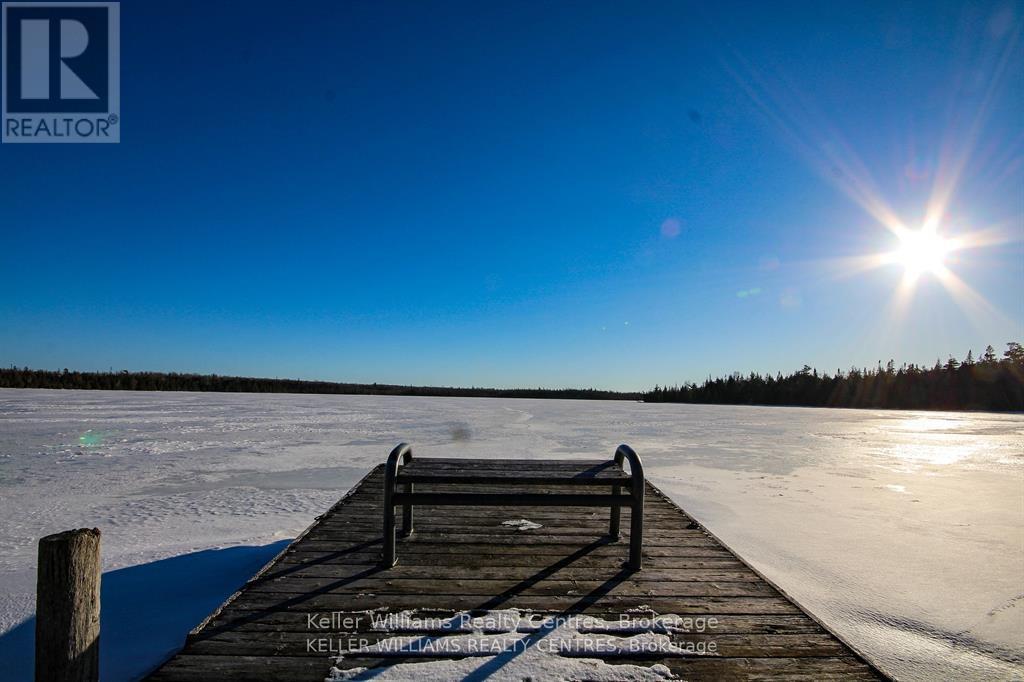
[609, 444, 644, 570]
[382, 443, 413, 567]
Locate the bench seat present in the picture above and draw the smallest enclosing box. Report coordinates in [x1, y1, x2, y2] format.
[395, 458, 633, 486]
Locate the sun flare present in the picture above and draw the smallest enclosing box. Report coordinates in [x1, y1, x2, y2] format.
[895, 228, 953, 277]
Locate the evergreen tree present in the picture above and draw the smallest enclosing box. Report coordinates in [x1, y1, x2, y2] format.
[1005, 342, 1024, 365]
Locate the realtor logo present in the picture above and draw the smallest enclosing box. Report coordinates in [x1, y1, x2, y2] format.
[2, 2, 119, 142]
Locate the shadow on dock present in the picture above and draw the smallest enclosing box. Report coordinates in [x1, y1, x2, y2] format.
[0, 541, 289, 681]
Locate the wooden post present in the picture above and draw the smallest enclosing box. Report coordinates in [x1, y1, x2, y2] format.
[35, 528, 101, 682]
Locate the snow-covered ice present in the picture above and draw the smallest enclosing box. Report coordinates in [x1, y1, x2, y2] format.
[0, 389, 1021, 680]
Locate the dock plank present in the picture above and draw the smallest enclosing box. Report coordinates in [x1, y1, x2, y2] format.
[148, 464, 885, 681]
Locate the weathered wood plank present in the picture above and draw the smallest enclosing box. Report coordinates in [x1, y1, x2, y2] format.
[284, 540, 729, 554]
[241, 577, 780, 598]
[184, 631, 849, 658]
[271, 552, 749, 570]
[293, 534, 718, 547]
[196, 613, 826, 635]
[147, 655, 334, 681]
[306, 523, 700, 536]
[221, 593, 805, 614]
[251, 564, 763, 582]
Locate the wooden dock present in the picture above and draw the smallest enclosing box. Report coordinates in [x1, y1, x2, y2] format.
[149, 463, 885, 681]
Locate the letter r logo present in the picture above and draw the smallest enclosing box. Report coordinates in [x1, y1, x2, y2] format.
[3, 3, 115, 113]
[20, 18, 99, 100]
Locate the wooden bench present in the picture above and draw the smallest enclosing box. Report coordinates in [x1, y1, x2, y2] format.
[381, 443, 645, 570]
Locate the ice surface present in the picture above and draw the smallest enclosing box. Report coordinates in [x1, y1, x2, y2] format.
[0, 389, 1021, 680]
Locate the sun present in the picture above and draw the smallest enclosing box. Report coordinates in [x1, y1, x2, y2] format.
[894, 228, 952, 278]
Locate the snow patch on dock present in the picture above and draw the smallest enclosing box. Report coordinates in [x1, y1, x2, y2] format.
[500, 518, 544, 531]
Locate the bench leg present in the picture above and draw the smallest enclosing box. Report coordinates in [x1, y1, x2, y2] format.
[401, 482, 414, 536]
[628, 485, 644, 570]
[382, 485, 397, 567]
[609, 485, 621, 539]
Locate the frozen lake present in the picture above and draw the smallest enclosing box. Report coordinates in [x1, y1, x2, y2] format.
[0, 389, 1021, 680]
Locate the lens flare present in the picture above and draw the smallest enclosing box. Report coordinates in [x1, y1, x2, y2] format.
[78, 430, 103, 447]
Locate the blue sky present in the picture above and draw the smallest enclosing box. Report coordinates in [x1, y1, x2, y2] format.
[1, 0, 1022, 390]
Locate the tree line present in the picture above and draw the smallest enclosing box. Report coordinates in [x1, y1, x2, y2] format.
[0, 368, 637, 401]
[646, 342, 1024, 411]
[2, 342, 1021, 411]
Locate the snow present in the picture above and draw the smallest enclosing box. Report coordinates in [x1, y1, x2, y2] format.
[501, 519, 544, 531]
[0, 389, 1021, 680]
